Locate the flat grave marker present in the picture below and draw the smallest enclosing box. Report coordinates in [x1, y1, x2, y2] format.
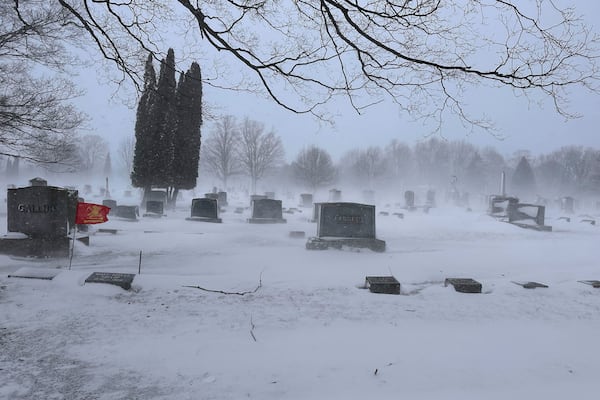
[444, 278, 482, 293]
[511, 281, 549, 289]
[8, 267, 61, 280]
[85, 272, 136, 290]
[365, 276, 400, 295]
[578, 280, 600, 288]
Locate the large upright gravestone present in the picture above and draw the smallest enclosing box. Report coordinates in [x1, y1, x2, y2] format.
[306, 202, 386, 252]
[247, 199, 287, 223]
[186, 198, 222, 223]
[0, 184, 78, 257]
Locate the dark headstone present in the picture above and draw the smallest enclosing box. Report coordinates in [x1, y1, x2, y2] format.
[512, 281, 549, 289]
[205, 192, 219, 201]
[300, 193, 313, 208]
[7, 186, 71, 238]
[248, 199, 286, 223]
[365, 276, 400, 295]
[404, 190, 415, 209]
[116, 205, 138, 220]
[29, 177, 48, 187]
[444, 278, 482, 293]
[307, 202, 385, 252]
[317, 202, 376, 238]
[147, 190, 167, 207]
[187, 198, 222, 223]
[102, 199, 117, 210]
[85, 272, 136, 290]
[145, 200, 164, 216]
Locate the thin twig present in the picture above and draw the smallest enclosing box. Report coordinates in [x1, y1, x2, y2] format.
[250, 315, 257, 342]
[183, 271, 263, 296]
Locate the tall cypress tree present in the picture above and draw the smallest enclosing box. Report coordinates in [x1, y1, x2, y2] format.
[511, 156, 536, 199]
[169, 62, 202, 205]
[131, 54, 157, 195]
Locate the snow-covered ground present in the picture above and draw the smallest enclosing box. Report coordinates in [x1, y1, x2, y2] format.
[1, 194, 599, 400]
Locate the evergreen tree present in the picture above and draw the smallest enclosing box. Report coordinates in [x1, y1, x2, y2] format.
[131, 54, 158, 194]
[152, 48, 177, 189]
[511, 156, 536, 199]
[168, 62, 203, 206]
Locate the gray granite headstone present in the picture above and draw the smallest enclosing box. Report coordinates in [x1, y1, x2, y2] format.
[7, 186, 71, 238]
[426, 190, 436, 207]
[328, 189, 342, 202]
[145, 200, 164, 216]
[85, 272, 136, 290]
[561, 196, 574, 213]
[317, 202, 376, 239]
[188, 198, 221, 223]
[307, 202, 385, 252]
[217, 191, 228, 206]
[248, 199, 286, 223]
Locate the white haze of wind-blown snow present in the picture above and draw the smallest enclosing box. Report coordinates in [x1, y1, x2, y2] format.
[1, 191, 599, 400]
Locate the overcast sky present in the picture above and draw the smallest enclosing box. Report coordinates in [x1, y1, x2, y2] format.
[73, 1, 600, 163]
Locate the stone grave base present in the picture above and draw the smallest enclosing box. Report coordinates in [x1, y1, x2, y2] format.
[143, 213, 164, 218]
[365, 276, 400, 294]
[247, 218, 287, 224]
[185, 217, 222, 223]
[0, 236, 70, 258]
[445, 278, 482, 293]
[306, 237, 386, 253]
[508, 221, 552, 232]
[8, 267, 62, 280]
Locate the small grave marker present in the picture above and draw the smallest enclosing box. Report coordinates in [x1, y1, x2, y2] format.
[444, 278, 482, 293]
[116, 205, 138, 220]
[289, 231, 306, 238]
[365, 276, 400, 295]
[511, 281, 549, 289]
[144, 200, 164, 217]
[8, 267, 61, 280]
[85, 272, 136, 290]
[578, 280, 600, 288]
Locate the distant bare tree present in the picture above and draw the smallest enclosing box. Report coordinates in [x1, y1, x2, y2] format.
[1, 1, 84, 164]
[384, 140, 414, 183]
[340, 147, 386, 186]
[117, 135, 135, 176]
[52, 1, 600, 132]
[291, 145, 337, 191]
[76, 135, 109, 173]
[202, 115, 240, 188]
[237, 118, 284, 193]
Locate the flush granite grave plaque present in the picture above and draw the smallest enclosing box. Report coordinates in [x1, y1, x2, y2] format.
[85, 272, 136, 290]
[248, 199, 286, 223]
[8, 267, 61, 280]
[444, 278, 482, 293]
[512, 281, 549, 289]
[365, 276, 400, 295]
[187, 198, 222, 223]
[306, 202, 385, 252]
[578, 280, 600, 288]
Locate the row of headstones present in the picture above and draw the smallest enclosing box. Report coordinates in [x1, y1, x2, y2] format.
[365, 276, 600, 295]
[9, 269, 600, 294]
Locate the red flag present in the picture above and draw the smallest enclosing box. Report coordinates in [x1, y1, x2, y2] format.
[76, 202, 110, 224]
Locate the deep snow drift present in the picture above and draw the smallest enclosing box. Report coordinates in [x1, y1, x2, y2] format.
[1, 194, 599, 400]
